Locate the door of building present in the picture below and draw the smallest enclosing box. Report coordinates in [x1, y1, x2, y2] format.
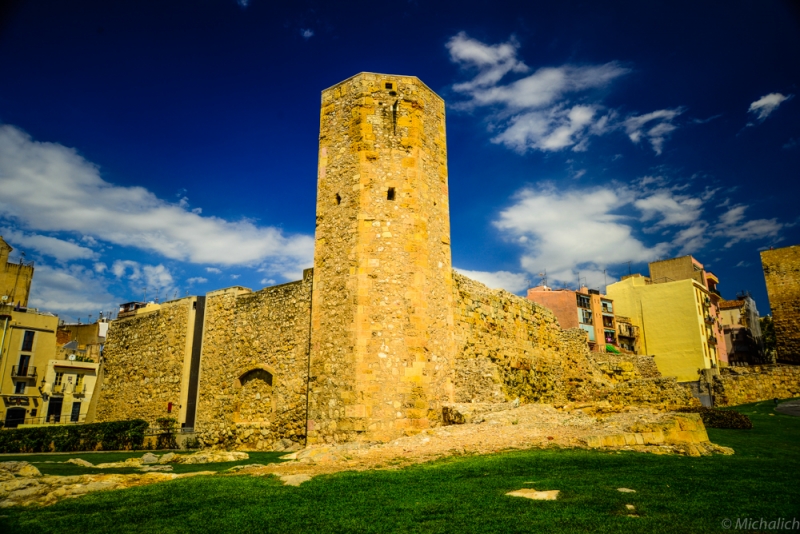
[70, 401, 81, 423]
[4, 408, 25, 428]
[47, 397, 63, 423]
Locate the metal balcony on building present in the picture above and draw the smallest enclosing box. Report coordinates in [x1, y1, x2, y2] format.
[10, 365, 37, 379]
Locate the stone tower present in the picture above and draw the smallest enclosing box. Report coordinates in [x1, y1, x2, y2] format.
[307, 73, 456, 444]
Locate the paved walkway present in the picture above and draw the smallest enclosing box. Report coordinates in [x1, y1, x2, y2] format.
[775, 400, 800, 417]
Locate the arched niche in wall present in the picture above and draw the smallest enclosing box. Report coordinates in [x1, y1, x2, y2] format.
[232, 365, 276, 424]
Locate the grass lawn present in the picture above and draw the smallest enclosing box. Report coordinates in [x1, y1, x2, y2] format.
[0, 451, 287, 476]
[2, 400, 799, 533]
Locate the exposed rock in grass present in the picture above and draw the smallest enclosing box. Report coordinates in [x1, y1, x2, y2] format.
[506, 488, 559, 500]
[175, 451, 249, 465]
[279, 474, 312, 486]
[0, 471, 216, 508]
[65, 458, 93, 467]
[0, 462, 41, 478]
[141, 453, 159, 464]
[617, 488, 636, 493]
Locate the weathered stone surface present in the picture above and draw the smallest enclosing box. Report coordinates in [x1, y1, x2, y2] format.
[65, 458, 93, 467]
[139, 465, 173, 472]
[506, 488, 559, 500]
[141, 453, 159, 464]
[97, 298, 197, 423]
[158, 452, 177, 464]
[0, 471, 216, 508]
[0, 462, 41, 478]
[196, 278, 312, 451]
[280, 474, 312, 486]
[761, 246, 800, 363]
[712, 365, 800, 406]
[307, 73, 456, 445]
[172, 451, 249, 465]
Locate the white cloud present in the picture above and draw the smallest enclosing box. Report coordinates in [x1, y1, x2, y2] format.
[142, 264, 173, 290]
[672, 222, 710, 255]
[0, 228, 97, 261]
[186, 277, 208, 285]
[634, 190, 704, 227]
[623, 108, 684, 155]
[301, 29, 314, 39]
[494, 185, 669, 286]
[231, 274, 240, 280]
[446, 32, 529, 93]
[259, 278, 276, 286]
[714, 205, 783, 246]
[447, 33, 685, 154]
[748, 92, 793, 121]
[205, 267, 222, 274]
[0, 125, 314, 273]
[94, 262, 107, 273]
[490, 180, 787, 287]
[27, 263, 119, 321]
[454, 268, 529, 294]
[493, 105, 600, 153]
[112, 260, 140, 280]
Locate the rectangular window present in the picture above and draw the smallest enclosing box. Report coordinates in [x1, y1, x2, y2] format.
[21, 331, 34, 352]
[576, 295, 590, 308]
[54, 372, 64, 386]
[14, 382, 25, 394]
[387, 187, 396, 201]
[75, 375, 84, 387]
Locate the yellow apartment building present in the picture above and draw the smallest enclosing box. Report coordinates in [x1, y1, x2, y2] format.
[0, 304, 58, 427]
[607, 274, 719, 382]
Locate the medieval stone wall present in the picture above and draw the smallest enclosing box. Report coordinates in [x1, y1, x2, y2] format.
[761, 245, 800, 363]
[712, 365, 800, 406]
[590, 353, 662, 381]
[196, 273, 312, 450]
[96, 298, 194, 423]
[451, 273, 696, 409]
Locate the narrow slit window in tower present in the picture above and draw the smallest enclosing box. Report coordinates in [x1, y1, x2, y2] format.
[385, 83, 393, 90]
[387, 188, 396, 201]
[335, 193, 341, 205]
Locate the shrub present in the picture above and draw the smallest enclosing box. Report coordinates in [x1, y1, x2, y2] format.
[0, 420, 149, 453]
[676, 407, 753, 429]
[155, 417, 179, 450]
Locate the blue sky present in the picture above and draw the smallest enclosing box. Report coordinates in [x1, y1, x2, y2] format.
[0, 0, 798, 321]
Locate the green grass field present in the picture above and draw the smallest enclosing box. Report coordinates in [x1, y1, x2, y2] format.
[2, 401, 799, 533]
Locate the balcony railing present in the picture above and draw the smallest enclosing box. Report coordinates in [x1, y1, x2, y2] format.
[10, 366, 37, 379]
[704, 314, 715, 323]
[708, 335, 717, 345]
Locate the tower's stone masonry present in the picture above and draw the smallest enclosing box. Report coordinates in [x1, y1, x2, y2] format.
[761, 245, 800, 363]
[308, 73, 455, 443]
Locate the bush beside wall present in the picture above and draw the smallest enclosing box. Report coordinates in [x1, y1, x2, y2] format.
[0, 420, 149, 453]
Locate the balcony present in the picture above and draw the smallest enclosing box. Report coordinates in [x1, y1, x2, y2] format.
[10, 366, 37, 379]
[708, 335, 717, 345]
[704, 314, 715, 324]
